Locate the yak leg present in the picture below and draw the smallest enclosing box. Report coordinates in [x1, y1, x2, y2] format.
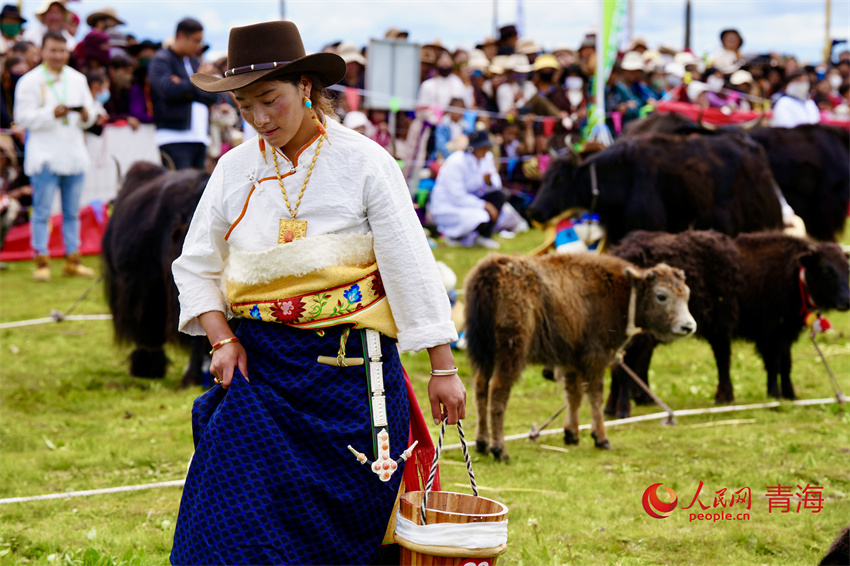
[606, 335, 656, 418]
[129, 346, 169, 378]
[778, 341, 796, 400]
[605, 365, 620, 418]
[487, 366, 520, 462]
[561, 368, 583, 445]
[626, 334, 657, 406]
[756, 339, 781, 399]
[474, 369, 492, 454]
[588, 370, 611, 449]
[710, 337, 734, 404]
[179, 337, 208, 388]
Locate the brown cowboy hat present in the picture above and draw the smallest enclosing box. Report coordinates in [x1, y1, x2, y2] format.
[190, 21, 345, 93]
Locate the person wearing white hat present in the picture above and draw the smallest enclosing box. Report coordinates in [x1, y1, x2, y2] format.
[608, 51, 656, 124]
[23, 0, 76, 51]
[674, 50, 704, 79]
[495, 53, 536, 114]
[337, 41, 365, 90]
[417, 50, 472, 112]
[729, 69, 755, 110]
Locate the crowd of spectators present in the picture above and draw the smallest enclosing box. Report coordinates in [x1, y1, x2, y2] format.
[2, 1, 850, 259]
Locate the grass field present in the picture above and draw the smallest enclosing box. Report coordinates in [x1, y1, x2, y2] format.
[1, 228, 848, 566]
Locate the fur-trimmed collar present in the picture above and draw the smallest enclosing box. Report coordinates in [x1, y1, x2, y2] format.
[225, 232, 375, 285]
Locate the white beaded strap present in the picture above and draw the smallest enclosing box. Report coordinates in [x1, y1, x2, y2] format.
[420, 416, 478, 525]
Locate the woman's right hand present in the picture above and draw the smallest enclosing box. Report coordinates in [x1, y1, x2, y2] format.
[484, 201, 499, 221]
[210, 341, 249, 389]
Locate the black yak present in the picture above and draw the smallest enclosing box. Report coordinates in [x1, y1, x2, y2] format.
[102, 162, 211, 385]
[623, 114, 850, 242]
[527, 132, 783, 245]
[749, 125, 850, 242]
[606, 231, 850, 418]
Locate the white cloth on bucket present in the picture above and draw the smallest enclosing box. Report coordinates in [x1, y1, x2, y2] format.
[394, 513, 508, 549]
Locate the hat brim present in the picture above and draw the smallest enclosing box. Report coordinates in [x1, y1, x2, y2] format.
[1, 11, 26, 23]
[191, 52, 346, 93]
[86, 12, 126, 27]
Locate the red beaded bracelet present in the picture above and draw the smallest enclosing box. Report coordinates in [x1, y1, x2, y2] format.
[209, 336, 239, 355]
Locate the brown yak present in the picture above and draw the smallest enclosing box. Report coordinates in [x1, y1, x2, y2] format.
[465, 253, 696, 461]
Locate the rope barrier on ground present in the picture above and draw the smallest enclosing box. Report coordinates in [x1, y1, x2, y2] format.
[0, 314, 112, 329]
[0, 480, 185, 505]
[0, 397, 839, 505]
[0, 273, 110, 329]
[441, 397, 840, 450]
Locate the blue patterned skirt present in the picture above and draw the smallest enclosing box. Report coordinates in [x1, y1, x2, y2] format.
[170, 321, 409, 565]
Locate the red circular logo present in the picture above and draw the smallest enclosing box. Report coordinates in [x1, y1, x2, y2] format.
[642, 482, 678, 519]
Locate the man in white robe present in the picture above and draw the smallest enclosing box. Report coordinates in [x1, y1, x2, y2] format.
[429, 131, 505, 249]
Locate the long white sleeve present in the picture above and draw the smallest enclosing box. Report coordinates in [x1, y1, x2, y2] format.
[14, 72, 57, 131]
[365, 150, 457, 352]
[172, 165, 232, 335]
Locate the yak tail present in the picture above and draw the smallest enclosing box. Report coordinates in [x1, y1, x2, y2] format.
[464, 259, 504, 380]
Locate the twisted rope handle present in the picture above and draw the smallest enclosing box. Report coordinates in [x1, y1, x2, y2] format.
[419, 417, 478, 525]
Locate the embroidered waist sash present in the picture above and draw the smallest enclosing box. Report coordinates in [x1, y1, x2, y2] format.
[225, 234, 399, 338]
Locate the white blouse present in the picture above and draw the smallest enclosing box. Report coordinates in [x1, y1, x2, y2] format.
[172, 118, 457, 353]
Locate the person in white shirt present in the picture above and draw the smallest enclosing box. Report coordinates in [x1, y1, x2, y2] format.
[772, 71, 821, 128]
[169, 21, 463, 565]
[22, 1, 76, 53]
[416, 51, 473, 112]
[14, 30, 96, 280]
[708, 28, 745, 75]
[429, 130, 505, 249]
[496, 53, 537, 114]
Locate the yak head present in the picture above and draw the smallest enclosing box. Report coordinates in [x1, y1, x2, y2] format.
[625, 262, 697, 343]
[527, 152, 583, 224]
[800, 243, 850, 312]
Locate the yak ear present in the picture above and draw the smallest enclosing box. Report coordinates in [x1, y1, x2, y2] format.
[796, 248, 817, 270]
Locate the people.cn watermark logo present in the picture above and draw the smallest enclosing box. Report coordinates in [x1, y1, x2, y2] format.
[642, 482, 678, 519]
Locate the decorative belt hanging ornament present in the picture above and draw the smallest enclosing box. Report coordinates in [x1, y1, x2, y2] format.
[346, 329, 419, 482]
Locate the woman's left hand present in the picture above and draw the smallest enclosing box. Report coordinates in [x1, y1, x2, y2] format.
[428, 374, 466, 425]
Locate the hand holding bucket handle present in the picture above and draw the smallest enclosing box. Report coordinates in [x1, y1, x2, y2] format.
[420, 416, 478, 525]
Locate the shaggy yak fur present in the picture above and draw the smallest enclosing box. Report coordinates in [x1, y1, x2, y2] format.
[607, 230, 743, 417]
[465, 253, 696, 461]
[526, 132, 783, 245]
[606, 231, 850, 418]
[102, 162, 211, 386]
[623, 114, 850, 242]
[749, 125, 850, 242]
[819, 526, 850, 566]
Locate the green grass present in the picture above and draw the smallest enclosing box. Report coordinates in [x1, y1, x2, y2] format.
[1, 229, 848, 565]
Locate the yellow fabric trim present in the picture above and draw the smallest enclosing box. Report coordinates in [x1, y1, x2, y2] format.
[227, 262, 399, 338]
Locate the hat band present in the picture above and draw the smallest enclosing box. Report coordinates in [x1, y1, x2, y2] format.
[224, 61, 293, 78]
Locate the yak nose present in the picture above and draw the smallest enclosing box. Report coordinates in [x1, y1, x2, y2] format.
[676, 318, 697, 336]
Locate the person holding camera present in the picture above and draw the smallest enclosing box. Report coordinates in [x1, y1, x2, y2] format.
[13, 30, 96, 280]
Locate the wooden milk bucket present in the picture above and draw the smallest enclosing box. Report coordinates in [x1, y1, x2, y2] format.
[394, 419, 509, 566]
